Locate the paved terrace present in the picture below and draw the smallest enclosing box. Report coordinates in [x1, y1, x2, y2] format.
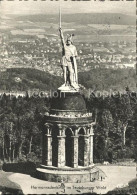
[8, 165, 136, 194]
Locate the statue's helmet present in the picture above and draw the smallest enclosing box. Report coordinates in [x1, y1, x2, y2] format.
[66, 34, 74, 44]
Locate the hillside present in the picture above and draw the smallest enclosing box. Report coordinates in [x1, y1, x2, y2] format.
[0, 68, 136, 92]
[0, 68, 62, 91]
[0, 68, 136, 173]
[79, 69, 136, 91]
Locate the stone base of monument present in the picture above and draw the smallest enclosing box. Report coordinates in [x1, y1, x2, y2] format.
[36, 165, 100, 183]
[36, 89, 104, 183]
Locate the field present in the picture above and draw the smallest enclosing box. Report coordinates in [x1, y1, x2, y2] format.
[76, 34, 136, 43]
[0, 13, 136, 43]
[88, 24, 135, 30]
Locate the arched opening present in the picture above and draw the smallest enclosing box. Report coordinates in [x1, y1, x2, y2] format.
[78, 128, 85, 166]
[52, 126, 59, 167]
[65, 128, 73, 167]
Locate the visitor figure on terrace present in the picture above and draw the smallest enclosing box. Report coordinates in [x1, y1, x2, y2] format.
[59, 27, 79, 90]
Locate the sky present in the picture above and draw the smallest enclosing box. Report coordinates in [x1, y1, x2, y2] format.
[0, 0, 136, 16]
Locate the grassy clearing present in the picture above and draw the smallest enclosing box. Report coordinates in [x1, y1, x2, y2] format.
[107, 178, 137, 194]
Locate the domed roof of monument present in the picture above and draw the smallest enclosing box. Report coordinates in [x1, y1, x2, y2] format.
[50, 92, 87, 111]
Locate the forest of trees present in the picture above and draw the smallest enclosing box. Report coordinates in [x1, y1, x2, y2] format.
[0, 88, 137, 164]
[0, 68, 62, 91]
[0, 68, 136, 164]
[0, 68, 136, 91]
[86, 89, 137, 163]
[0, 94, 49, 163]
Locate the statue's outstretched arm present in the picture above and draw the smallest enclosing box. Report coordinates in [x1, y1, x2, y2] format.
[59, 28, 65, 47]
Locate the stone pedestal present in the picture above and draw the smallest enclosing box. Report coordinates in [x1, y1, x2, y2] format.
[36, 91, 101, 183]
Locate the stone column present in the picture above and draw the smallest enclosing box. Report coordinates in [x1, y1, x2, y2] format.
[57, 136, 66, 167]
[43, 124, 52, 166]
[42, 131, 46, 165]
[84, 135, 90, 166]
[71, 136, 79, 168]
[46, 135, 52, 166]
[89, 134, 94, 165]
[45, 130, 52, 166]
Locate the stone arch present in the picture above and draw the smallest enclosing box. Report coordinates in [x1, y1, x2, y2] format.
[77, 126, 86, 135]
[78, 128, 85, 166]
[65, 128, 73, 167]
[52, 124, 59, 167]
[66, 127, 74, 136]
